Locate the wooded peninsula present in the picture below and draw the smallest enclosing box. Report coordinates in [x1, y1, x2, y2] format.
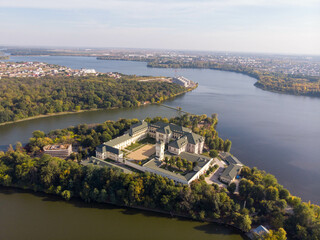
[0, 75, 192, 124]
[0, 114, 319, 240]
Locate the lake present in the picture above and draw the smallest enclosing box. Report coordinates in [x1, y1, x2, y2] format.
[0, 187, 245, 240]
[0, 55, 320, 239]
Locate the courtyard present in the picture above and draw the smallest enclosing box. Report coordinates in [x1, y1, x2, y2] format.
[126, 144, 155, 161]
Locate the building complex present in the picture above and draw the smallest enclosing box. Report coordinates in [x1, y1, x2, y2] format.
[96, 121, 205, 162]
[92, 121, 213, 185]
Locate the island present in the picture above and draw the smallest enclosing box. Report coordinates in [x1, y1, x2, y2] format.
[0, 114, 319, 240]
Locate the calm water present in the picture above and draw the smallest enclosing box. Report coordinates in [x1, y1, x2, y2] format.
[0, 188, 245, 240]
[0, 55, 320, 239]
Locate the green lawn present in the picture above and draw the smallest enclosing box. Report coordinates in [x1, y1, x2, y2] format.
[125, 137, 156, 151]
[126, 142, 144, 151]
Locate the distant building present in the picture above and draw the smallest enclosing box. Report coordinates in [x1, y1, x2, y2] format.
[43, 144, 72, 158]
[81, 68, 96, 74]
[172, 76, 193, 87]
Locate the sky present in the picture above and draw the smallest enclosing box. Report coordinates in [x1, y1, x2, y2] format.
[0, 0, 320, 55]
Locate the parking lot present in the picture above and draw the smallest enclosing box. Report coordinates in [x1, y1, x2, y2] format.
[205, 158, 228, 188]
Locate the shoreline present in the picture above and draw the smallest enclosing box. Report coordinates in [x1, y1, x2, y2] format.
[0, 108, 105, 127]
[146, 64, 320, 98]
[0, 88, 195, 127]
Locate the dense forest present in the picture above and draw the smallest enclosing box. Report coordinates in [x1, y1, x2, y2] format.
[147, 60, 320, 97]
[0, 115, 319, 239]
[0, 75, 189, 124]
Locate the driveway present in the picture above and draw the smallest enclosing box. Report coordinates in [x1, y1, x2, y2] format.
[205, 158, 228, 188]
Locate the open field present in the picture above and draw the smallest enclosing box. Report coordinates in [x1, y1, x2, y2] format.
[127, 144, 155, 160]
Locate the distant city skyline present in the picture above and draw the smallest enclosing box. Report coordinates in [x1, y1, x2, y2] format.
[1, 0, 320, 55]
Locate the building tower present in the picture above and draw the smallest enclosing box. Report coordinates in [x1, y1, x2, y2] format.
[156, 140, 165, 161]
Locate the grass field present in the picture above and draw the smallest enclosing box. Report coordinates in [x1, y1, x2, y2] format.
[126, 144, 155, 161]
[126, 142, 143, 151]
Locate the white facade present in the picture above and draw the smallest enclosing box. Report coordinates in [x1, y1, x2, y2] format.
[95, 121, 209, 185]
[144, 157, 214, 185]
[156, 141, 165, 160]
[168, 141, 204, 155]
[96, 149, 123, 162]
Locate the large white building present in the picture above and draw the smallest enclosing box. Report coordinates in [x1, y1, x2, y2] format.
[96, 121, 205, 162]
[95, 120, 211, 185]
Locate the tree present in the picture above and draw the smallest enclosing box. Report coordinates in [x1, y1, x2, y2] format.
[234, 213, 251, 232]
[227, 182, 236, 194]
[182, 158, 188, 168]
[15, 142, 23, 152]
[32, 130, 45, 139]
[276, 199, 287, 210]
[209, 149, 218, 158]
[176, 159, 183, 170]
[224, 139, 232, 152]
[61, 190, 72, 200]
[239, 179, 254, 198]
[169, 157, 175, 167]
[264, 228, 287, 240]
[164, 156, 169, 166]
[98, 189, 108, 203]
[266, 186, 279, 201]
[270, 211, 285, 229]
[263, 174, 278, 187]
[251, 184, 265, 201]
[279, 189, 290, 200]
[187, 163, 193, 172]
